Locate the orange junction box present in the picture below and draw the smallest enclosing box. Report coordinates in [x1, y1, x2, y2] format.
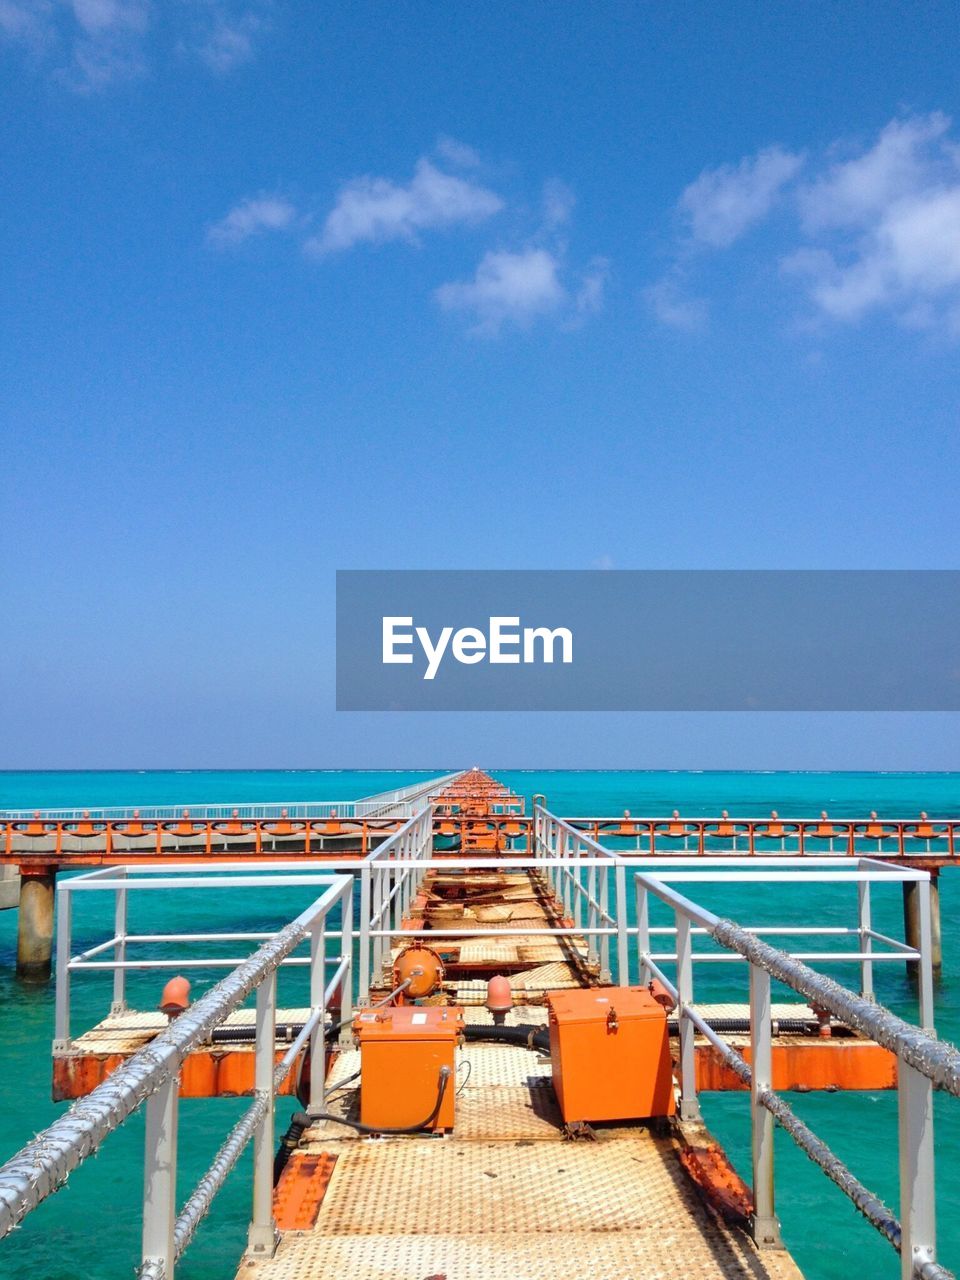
[547, 987, 676, 1123]
[353, 1005, 463, 1131]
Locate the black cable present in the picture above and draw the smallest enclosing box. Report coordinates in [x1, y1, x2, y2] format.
[273, 1110, 311, 1184]
[310, 1065, 451, 1135]
[462, 1023, 551, 1053]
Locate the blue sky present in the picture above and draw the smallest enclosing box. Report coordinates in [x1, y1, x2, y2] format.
[2, 1, 959, 769]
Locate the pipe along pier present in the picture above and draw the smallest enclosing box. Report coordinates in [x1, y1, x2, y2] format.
[0, 769, 957, 1279]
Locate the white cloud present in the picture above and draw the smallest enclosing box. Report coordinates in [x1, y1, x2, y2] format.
[436, 246, 605, 336]
[0, 0, 267, 87]
[186, 2, 268, 73]
[798, 113, 951, 232]
[307, 157, 503, 256]
[63, 0, 148, 88]
[784, 113, 960, 327]
[655, 112, 960, 338]
[70, 0, 146, 32]
[575, 257, 608, 317]
[209, 145, 605, 339]
[542, 179, 575, 229]
[207, 195, 297, 247]
[0, 1, 52, 42]
[435, 136, 481, 170]
[680, 145, 805, 248]
[436, 248, 566, 335]
[644, 276, 707, 331]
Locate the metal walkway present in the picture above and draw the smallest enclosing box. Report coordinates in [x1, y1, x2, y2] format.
[252, 1036, 801, 1280]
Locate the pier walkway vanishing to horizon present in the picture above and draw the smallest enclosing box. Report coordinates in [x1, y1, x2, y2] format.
[0, 770, 958, 1280]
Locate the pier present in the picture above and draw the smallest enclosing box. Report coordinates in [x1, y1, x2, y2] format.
[0, 770, 957, 1279]
[2, 771, 955, 980]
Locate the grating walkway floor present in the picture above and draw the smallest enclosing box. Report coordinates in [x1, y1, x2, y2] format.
[240, 1041, 803, 1280]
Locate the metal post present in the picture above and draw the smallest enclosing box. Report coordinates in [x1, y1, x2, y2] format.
[586, 863, 599, 967]
[53, 882, 71, 1050]
[113, 869, 128, 1014]
[857, 879, 874, 1002]
[599, 865, 611, 983]
[558, 827, 570, 917]
[676, 911, 699, 1121]
[308, 919, 326, 1114]
[749, 965, 781, 1247]
[897, 1058, 936, 1280]
[614, 862, 629, 986]
[247, 973, 278, 1259]
[339, 882, 354, 1047]
[142, 1074, 179, 1279]
[917, 878, 935, 1033]
[358, 864, 371, 1002]
[636, 879, 651, 985]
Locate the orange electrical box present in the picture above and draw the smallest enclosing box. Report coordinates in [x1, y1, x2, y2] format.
[547, 987, 676, 1123]
[353, 1005, 463, 1131]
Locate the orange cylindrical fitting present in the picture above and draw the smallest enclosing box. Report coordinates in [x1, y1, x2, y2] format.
[159, 976, 191, 1018]
[485, 975, 513, 1024]
[392, 945, 444, 1000]
[648, 980, 676, 1013]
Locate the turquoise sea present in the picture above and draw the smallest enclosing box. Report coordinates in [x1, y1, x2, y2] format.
[1, 769, 959, 1280]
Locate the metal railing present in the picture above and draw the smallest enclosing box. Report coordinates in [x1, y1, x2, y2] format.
[631, 865, 953, 1280]
[565, 814, 960, 859]
[0, 769, 466, 824]
[357, 805, 435, 999]
[0, 869, 354, 1280]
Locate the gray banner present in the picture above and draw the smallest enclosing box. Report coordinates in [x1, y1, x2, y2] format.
[336, 570, 960, 711]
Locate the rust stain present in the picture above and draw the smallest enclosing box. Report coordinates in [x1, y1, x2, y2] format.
[273, 1152, 338, 1231]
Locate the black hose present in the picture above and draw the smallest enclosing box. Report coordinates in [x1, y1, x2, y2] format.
[665, 1017, 816, 1035]
[273, 1110, 311, 1184]
[218, 1014, 818, 1048]
[212, 1022, 306, 1044]
[310, 1065, 452, 1135]
[462, 1023, 551, 1052]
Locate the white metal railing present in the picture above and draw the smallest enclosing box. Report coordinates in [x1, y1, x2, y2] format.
[533, 803, 622, 980]
[0, 869, 354, 1280]
[0, 769, 466, 823]
[632, 867, 954, 1280]
[357, 806, 435, 999]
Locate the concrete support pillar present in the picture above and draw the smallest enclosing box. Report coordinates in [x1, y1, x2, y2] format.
[903, 874, 942, 979]
[16, 866, 56, 982]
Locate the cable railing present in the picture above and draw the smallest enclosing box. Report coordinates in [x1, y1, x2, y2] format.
[0, 869, 354, 1280]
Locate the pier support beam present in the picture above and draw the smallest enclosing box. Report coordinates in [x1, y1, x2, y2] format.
[16, 865, 57, 983]
[903, 874, 942, 979]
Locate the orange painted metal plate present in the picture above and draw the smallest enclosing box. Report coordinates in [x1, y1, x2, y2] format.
[693, 1039, 898, 1092]
[273, 1152, 338, 1231]
[52, 1048, 305, 1101]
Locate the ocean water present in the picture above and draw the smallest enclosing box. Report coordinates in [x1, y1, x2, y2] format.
[0, 769, 958, 1280]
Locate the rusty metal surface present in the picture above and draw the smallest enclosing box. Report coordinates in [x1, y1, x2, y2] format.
[239, 1129, 802, 1279]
